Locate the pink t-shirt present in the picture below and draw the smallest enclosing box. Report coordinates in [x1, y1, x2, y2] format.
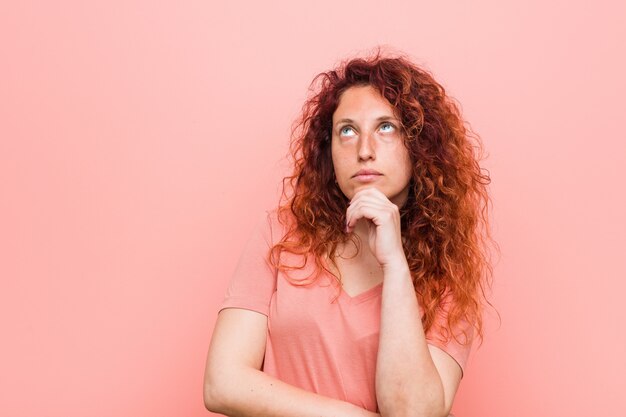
[220, 210, 473, 412]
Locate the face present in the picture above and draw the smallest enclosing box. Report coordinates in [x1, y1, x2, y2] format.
[331, 85, 413, 207]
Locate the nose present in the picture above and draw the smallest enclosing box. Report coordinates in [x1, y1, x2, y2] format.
[357, 130, 376, 161]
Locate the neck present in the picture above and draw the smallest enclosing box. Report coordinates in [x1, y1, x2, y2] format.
[337, 218, 374, 261]
[352, 217, 370, 242]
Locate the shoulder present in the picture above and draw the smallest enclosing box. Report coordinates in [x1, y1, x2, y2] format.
[424, 288, 476, 377]
[259, 208, 294, 246]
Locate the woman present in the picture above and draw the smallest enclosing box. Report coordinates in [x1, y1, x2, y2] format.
[204, 50, 495, 417]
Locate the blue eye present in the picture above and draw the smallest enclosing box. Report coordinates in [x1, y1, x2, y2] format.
[380, 122, 395, 132]
[340, 126, 356, 136]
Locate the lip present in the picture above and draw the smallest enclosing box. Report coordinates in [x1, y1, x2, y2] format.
[352, 169, 382, 177]
[352, 169, 383, 182]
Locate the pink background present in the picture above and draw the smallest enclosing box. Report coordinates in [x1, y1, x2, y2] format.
[2, 1, 625, 416]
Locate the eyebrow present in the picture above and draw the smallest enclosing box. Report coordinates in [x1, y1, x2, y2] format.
[334, 116, 399, 127]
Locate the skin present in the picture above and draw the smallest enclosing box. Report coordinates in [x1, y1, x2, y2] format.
[204, 85, 462, 417]
[331, 84, 413, 211]
[204, 308, 380, 417]
[331, 85, 463, 417]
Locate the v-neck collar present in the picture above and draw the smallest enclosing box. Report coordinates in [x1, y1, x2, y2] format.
[321, 251, 384, 305]
[338, 281, 383, 304]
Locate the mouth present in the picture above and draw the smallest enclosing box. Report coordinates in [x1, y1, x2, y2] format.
[352, 169, 383, 182]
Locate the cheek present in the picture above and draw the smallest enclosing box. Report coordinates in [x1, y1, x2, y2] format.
[400, 152, 414, 183]
[331, 148, 348, 175]
[330, 153, 350, 193]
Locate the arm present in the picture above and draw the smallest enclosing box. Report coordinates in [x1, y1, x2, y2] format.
[345, 188, 463, 417]
[376, 263, 462, 417]
[203, 307, 381, 417]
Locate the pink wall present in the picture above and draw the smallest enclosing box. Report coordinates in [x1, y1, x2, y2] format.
[2, 1, 625, 416]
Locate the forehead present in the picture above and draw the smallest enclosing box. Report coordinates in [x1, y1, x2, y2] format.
[333, 85, 397, 120]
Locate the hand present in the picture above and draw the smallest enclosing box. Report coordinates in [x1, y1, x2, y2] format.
[345, 187, 407, 269]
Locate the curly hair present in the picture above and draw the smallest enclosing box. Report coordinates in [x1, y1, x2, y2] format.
[269, 48, 497, 346]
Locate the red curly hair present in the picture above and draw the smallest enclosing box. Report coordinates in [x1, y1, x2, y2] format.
[270, 49, 497, 346]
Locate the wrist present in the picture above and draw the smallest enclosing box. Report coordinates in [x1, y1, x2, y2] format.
[382, 258, 410, 276]
[343, 402, 376, 417]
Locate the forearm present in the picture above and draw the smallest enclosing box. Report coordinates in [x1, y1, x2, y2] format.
[205, 365, 379, 417]
[375, 262, 445, 417]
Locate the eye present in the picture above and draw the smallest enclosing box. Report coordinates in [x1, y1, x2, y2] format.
[339, 126, 356, 137]
[379, 122, 395, 133]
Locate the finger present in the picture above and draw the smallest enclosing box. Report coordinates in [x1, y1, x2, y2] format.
[347, 193, 398, 220]
[350, 187, 389, 203]
[346, 200, 391, 227]
[346, 201, 399, 231]
[346, 189, 400, 234]
[346, 197, 390, 223]
[347, 193, 397, 221]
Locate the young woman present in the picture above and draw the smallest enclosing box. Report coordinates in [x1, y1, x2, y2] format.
[204, 50, 495, 417]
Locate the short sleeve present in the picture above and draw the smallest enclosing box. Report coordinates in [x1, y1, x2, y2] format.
[424, 292, 475, 378]
[219, 211, 279, 316]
